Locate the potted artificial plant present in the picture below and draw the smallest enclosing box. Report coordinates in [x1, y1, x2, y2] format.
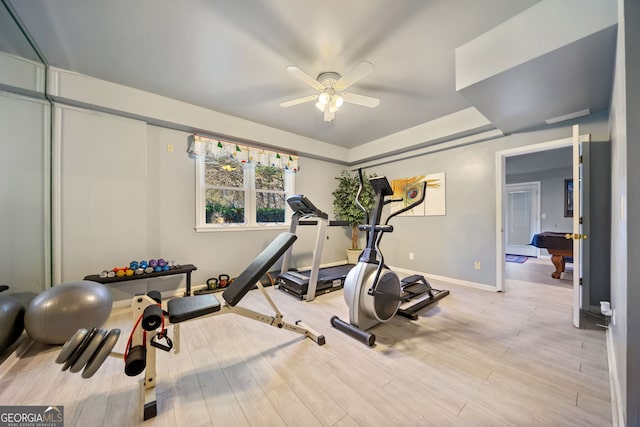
[332, 170, 376, 264]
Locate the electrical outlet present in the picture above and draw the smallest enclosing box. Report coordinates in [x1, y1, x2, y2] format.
[167, 144, 174, 153]
[409, 252, 414, 260]
[474, 261, 481, 270]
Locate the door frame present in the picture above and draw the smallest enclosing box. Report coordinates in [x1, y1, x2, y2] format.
[505, 181, 541, 257]
[495, 137, 573, 292]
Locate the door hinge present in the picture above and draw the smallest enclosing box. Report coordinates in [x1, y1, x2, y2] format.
[579, 217, 583, 224]
[579, 155, 583, 164]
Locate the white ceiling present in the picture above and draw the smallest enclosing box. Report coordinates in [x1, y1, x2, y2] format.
[3, 0, 616, 150]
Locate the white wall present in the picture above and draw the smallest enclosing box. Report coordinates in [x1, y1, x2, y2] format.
[0, 91, 49, 300]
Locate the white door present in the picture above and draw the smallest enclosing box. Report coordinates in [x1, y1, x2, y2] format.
[505, 182, 540, 257]
[571, 124, 587, 328]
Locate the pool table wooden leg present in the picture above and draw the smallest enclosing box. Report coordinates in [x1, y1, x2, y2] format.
[550, 255, 565, 279]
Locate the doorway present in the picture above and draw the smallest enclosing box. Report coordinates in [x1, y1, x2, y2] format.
[495, 137, 573, 292]
[505, 182, 540, 257]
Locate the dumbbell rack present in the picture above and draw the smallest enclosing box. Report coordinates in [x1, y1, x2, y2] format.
[84, 264, 198, 296]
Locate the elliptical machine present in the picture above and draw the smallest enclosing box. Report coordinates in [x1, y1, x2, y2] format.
[331, 170, 439, 346]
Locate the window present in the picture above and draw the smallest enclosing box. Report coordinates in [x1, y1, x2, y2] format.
[191, 136, 297, 231]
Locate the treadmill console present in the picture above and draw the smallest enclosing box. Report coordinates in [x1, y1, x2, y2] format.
[286, 194, 329, 219]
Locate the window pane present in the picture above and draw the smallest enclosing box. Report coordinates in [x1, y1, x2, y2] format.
[205, 157, 243, 187]
[205, 189, 245, 224]
[256, 192, 285, 223]
[255, 165, 284, 191]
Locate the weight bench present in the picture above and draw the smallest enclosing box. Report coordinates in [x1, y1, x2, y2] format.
[56, 232, 325, 421]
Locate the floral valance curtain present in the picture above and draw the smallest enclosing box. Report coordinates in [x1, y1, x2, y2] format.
[188, 134, 299, 172]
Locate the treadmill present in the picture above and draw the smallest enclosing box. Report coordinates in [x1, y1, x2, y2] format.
[277, 195, 353, 301]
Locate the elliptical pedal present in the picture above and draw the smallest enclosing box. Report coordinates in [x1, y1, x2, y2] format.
[400, 274, 433, 298]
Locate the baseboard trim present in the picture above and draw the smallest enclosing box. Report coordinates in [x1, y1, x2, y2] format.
[391, 267, 498, 292]
[606, 328, 625, 426]
[111, 286, 209, 309]
[109, 262, 496, 310]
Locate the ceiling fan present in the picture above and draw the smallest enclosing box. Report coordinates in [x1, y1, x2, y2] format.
[280, 60, 380, 122]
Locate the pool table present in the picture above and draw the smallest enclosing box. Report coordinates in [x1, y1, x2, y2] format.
[530, 232, 573, 279]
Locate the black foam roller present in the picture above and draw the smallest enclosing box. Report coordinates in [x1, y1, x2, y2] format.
[124, 345, 146, 376]
[146, 290, 161, 303]
[141, 304, 163, 331]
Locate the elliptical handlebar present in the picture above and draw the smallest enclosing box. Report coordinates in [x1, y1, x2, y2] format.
[360, 177, 428, 297]
[355, 168, 369, 226]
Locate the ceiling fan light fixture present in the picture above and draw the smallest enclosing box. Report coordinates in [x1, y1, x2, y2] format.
[316, 90, 332, 111]
[328, 95, 342, 113]
[318, 91, 330, 105]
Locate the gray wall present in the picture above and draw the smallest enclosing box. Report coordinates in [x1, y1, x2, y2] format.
[505, 147, 573, 236]
[52, 106, 609, 297]
[506, 157, 573, 238]
[56, 107, 149, 298]
[610, 0, 640, 424]
[53, 114, 347, 300]
[583, 141, 611, 310]
[625, 0, 640, 422]
[146, 125, 348, 291]
[361, 112, 610, 288]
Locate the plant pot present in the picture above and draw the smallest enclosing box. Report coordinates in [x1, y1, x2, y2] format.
[346, 249, 361, 264]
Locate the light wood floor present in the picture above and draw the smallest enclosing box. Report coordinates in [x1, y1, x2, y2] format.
[0, 258, 611, 426]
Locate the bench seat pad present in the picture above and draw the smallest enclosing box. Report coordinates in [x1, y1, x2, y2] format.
[168, 295, 221, 323]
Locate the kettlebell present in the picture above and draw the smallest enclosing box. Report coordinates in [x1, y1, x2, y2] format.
[218, 274, 230, 288]
[206, 277, 218, 290]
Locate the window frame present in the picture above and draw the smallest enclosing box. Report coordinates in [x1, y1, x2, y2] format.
[195, 158, 294, 232]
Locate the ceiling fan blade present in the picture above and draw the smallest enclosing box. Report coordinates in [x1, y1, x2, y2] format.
[342, 92, 380, 108]
[280, 94, 318, 108]
[334, 61, 374, 91]
[287, 66, 325, 91]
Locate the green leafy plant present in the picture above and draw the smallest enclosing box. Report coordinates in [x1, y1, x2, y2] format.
[332, 170, 376, 250]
